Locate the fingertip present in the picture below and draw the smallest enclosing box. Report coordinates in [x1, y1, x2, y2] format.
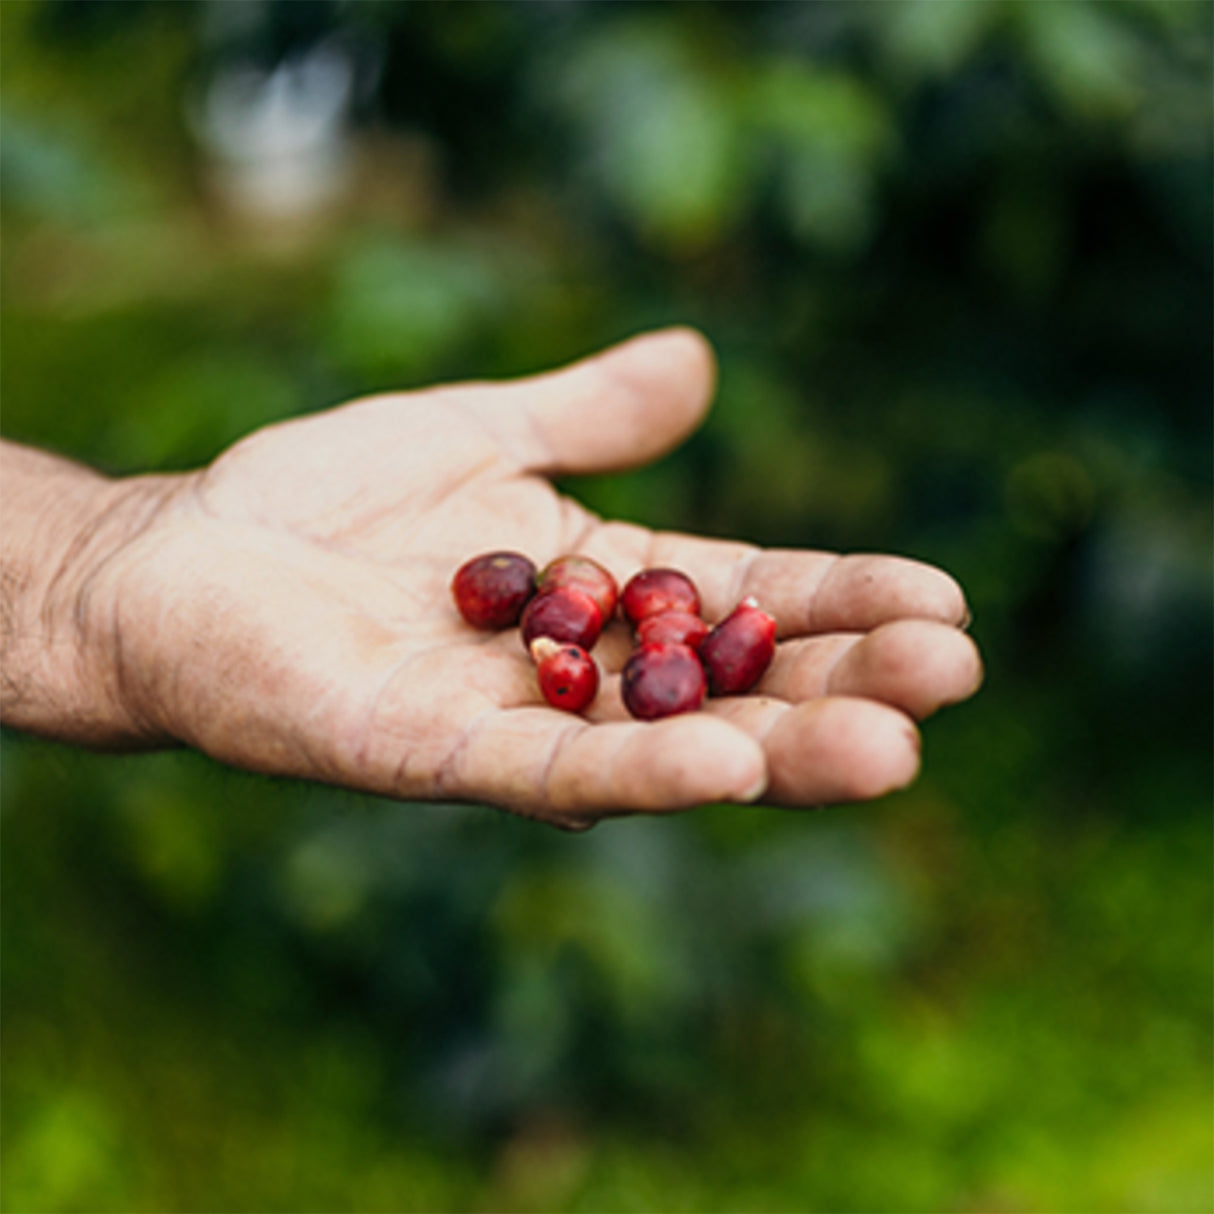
[734, 768, 770, 804]
[810, 555, 972, 633]
[936, 570, 970, 628]
[595, 324, 717, 432]
[962, 635, 985, 698]
[766, 697, 922, 805]
[827, 619, 985, 719]
[716, 724, 768, 803]
[884, 558, 968, 627]
[661, 708, 768, 803]
[626, 713, 766, 811]
[514, 327, 717, 476]
[629, 325, 717, 393]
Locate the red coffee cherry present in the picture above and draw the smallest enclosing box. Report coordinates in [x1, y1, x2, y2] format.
[620, 568, 701, 625]
[520, 587, 604, 651]
[530, 638, 599, 713]
[620, 642, 707, 720]
[538, 555, 619, 620]
[635, 610, 709, 651]
[699, 597, 777, 695]
[451, 551, 537, 629]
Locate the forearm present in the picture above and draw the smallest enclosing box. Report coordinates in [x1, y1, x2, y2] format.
[0, 440, 174, 746]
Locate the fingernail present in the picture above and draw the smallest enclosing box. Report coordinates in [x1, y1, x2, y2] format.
[736, 772, 768, 803]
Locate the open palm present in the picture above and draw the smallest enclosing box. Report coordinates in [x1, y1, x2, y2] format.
[108, 329, 981, 828]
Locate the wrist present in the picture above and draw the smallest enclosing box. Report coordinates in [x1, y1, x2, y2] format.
[1, 442, 181, 747]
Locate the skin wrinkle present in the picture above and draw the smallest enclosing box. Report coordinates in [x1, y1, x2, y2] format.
[745, 697, 788, 745]
[546, 718, 631, 815]
[725, 547, 762, 622]
[458, 387, 553, 473]
[293, 684, 355, 786]
[561, 503, 603, 559]
[751, 634, 852, 705]
[357, 643, 447, 786]
[436, 393, 526, 487]
[107, 595, 158, 743]
[707, 696, 789, 748]
[437, 452, 518, 521]
[510, 391, 558, 474]
[821, 634, 865, 699]
[801, 552, 842, 636]
[535, 716, 593, 815]
[431, 703, 488, 799]
[582, 521, 650, 585]
[45, 475, 181, 738]
[58, 478, 174, 636]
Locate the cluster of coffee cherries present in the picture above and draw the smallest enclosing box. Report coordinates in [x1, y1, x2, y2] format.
[451, 551, 776, 719]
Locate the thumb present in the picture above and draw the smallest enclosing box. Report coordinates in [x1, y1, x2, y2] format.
[477, 326, 717, 476]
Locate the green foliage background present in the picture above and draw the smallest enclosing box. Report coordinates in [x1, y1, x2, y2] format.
[2, 2, 1211, 1211]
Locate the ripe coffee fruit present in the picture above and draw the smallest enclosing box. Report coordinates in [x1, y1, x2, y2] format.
[520, 587, 604, 651]
[620, 568, 701, 625]
[539, 555, 619, 620]
[621, 642, 707, 720]
[699, 597, 777, 695]
[635, 610, 709, 651]
[452, 551, 537, 629]
[530, 638, 599, 713]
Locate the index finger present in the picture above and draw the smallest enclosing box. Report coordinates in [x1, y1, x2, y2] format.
[583, 524, 969, 636]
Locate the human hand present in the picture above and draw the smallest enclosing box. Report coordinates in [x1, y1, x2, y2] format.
[65, 329, 982, 828]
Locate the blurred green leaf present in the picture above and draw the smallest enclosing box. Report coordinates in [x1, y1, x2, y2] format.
[557, 21, 753, 246]
[1018, 0, 1144, 119]
[878, 0, 1000, 80]
[327, 234, 504, 382]
[0, 106, 134, 222]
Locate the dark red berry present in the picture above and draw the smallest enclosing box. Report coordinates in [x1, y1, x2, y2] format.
[452, 551, 537, 629]
[699, 596, 777, 695]
[520, 587, 604, 650]
[530, 638, 599, 713]
[620, 568, 701, 625]
[635, 610, 709, 651]
[620, 642, 707, 720]
[538, 555, 619, 620]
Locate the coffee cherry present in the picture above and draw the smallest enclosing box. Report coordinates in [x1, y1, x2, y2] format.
[530, 638, 599, 713]
[520, 586, 604, 650]
[620, 642, 707, 720]
[699, 597, 776, 695]
[451, 551, 537, 629]
[635, 610, 709, 651]
[620, 568, 701, 625]
[538, 555, 619, 620]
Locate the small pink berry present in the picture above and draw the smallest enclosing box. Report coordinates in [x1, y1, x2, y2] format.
[699, 597, 777, 695]
[530, 638, 599, 713]
[620, 568, 701, 625]
[635, 610, 710, 651]
[451, 551, 537, 629]
[620, 642, 707, 720]
[520, 586, 604, 651]
[538, 555, 619, 620]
